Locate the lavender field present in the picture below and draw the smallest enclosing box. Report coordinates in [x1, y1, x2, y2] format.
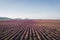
[0, 20, 60, 40]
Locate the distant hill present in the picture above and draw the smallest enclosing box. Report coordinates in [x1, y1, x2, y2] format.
[0, 17, 11, 20]
[14, 18, 22, 20]
[14, 18, 29, 20]
[0, 17, 29, 20]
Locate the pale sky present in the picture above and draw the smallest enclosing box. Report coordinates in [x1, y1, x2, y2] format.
[0, 0, 60, 19]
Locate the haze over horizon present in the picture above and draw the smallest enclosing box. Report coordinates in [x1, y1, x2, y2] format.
[0, 0, 60, 19]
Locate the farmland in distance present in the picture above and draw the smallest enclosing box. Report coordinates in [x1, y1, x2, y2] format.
[0, 20, 60, 40]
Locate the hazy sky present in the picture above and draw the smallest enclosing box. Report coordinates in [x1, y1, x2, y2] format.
[0, 0, 60, 19]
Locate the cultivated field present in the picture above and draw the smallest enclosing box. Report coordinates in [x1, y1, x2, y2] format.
[0, 20, 60, 40]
